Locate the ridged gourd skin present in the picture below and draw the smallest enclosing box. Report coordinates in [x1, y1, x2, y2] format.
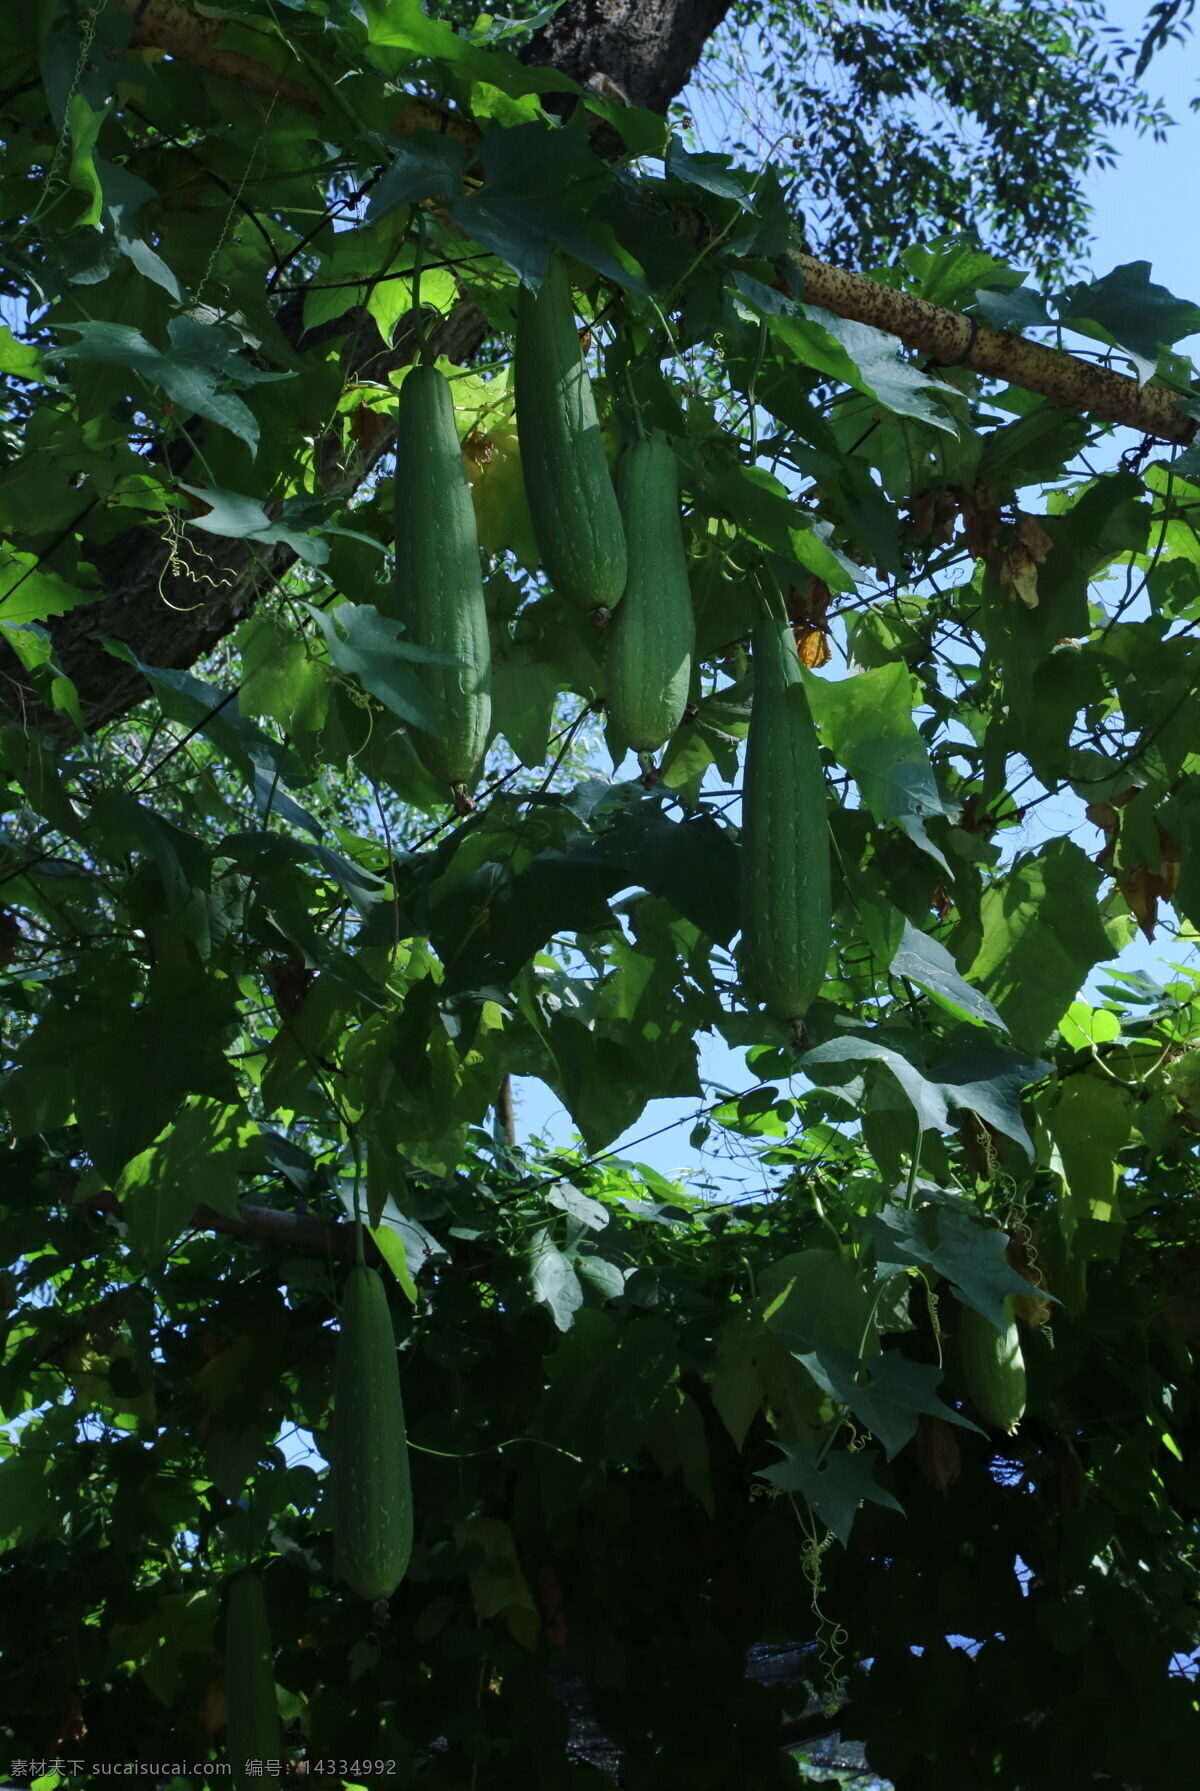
[606, 438, 695, 755]
[224, 1569, 281, 1783]
[959, 1298, 1027, 1434]
[331, 1264, 413, 1601]
[393, 363, 491, 790]
[514, 252, 627, 615]
[740, 616, 832, 1037]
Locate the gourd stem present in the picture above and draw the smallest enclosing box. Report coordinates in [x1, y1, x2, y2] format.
[351, 1135, 365, 1268]
[903, 1122, 923, 1210]
[759, 563, 790, 627]
[747, 318, 767, 465]
[624, 364, 647, 441]
[410, 209, 432, 366]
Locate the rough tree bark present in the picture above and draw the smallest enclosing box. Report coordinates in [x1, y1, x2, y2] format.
[521, 0, 734, 113]
[6, 0, 735, 739]
[37, 300, 487, 740]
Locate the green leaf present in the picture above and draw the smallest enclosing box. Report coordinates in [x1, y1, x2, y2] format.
[962, 840, 1113, 1049]
[96, 157, 181, 299]
[797, 1344, 982, 1457]
[1161, 775, 1200, 930]
[758, 1247, 871, 1355]
[892, 920, 1007, 1031]
[974, 285, 1052, 332]
[0, 326, 47, 380]
[367, 133, 467, 221]
[606, 1317, 679, 1458]
[368, 1226, 419, 1304]
[238, 614, 330, 747]
[978, 403, 1093, 493]
[53, 319, 282, 453]
[367, 0, 574, 95]
[0, 546, 99, 626]
[600, 801, 741, 944]
[542, 1014, 662, 1150]
[453, 1517, 536, 1623]
[529, 1228, 584, 1331]
[1050, 1075, 1133, 1260]
[179, 484, 328, 565]
[109, 1588, 219, 1706]
[901, 239, 1017, 308]
[799, 1028, 1048, 1156]
[577, 1254, 626, 1302]
[66, 93, 105, 227]
[0, 1450, 54, 1550]
[451, 124, 636, 290]
[646, 1386, 715, 1516]
[102, 644, 320, 836]
[1060, 261, 1200, 373]
[547, 1182, 609, 1230]
[705, 464, 859, 591]
[336, 1177, 446, 1282]
[666, 139, 756, 209]
[710, 1315, 765, 1451]
[490, 642, 562, 767]
[807, 662, 946, 821]
[1058, 1001, 1121, 1052]
[757, 1442, 904, 1545]
[862, 1202, 1044, 1332]
[301, 600, 448, 734]
[115, 1099, 256, 1265]
[748, 277, 958, 431]
[13, 959, 242, 1178]
[435, 846, 625, 994]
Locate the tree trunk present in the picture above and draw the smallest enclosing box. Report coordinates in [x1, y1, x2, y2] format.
[7, 0, 735, 739]
[522, 0, 733, 114]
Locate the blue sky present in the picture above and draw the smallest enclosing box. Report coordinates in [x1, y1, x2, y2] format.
[1086, 0, 1200, 306]
[508, 11, 1200, 1184]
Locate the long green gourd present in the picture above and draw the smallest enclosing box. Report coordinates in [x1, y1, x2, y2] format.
[514, 251, 627, 616]
[740, 614, 832, 1041]
[959, 1298, 1027, 1433]
[606, 436, 695, 760]
[224, 1569, 280, 1785]
[331, 1264, 413, 1601]
[392, 363, 491, 798]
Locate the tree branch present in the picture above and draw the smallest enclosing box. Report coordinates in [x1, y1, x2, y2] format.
[787, 252, 1196, 444]
[115, 0, 319, 114]
[196, 1196, 377, 1262]
[777, 1706, 848, 1749]
[78, 1179, 382, 1264]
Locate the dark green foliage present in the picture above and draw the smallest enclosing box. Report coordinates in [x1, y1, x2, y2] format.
[0, 5, 1199, 1788]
